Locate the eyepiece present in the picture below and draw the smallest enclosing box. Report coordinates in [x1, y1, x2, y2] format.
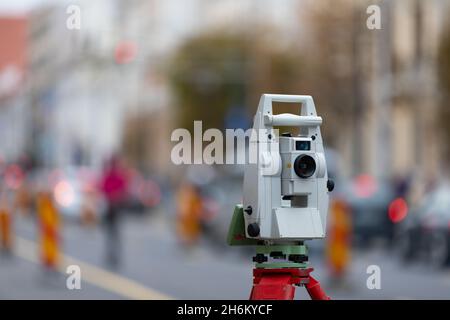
[294, 154, 316, 178]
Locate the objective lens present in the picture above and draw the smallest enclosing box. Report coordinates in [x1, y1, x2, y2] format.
[294, 155, 316, 178]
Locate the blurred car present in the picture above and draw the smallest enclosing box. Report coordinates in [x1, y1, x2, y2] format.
[396, 184, 450, 268]
[50, 166, 105, 222]
[28, 166, 105, 223]
[340, 175, 397, 246]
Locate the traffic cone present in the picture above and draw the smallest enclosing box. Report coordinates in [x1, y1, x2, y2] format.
[0, 207, 12, 253]
[176, 184, 202, 248]
[37, 192, 60, 270]
[326, 198, 351, 281]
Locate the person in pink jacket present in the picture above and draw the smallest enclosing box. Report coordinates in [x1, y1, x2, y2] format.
[99, 155, 129, 267]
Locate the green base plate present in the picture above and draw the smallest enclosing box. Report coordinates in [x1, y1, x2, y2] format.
[227, 205, 309, 269]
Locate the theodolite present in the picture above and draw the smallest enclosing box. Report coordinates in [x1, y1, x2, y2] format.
[227, 94, 334, 300]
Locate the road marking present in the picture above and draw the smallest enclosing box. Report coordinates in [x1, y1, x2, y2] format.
[14, 236, 172, 300]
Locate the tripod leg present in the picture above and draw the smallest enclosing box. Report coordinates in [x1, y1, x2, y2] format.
[305, 275, 330, 300]
[250, 274, 296, 300]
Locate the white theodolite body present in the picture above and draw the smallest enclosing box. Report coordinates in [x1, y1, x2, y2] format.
[243, 94, 331, 241]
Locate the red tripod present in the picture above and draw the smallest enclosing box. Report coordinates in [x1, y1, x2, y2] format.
[250, 267, 330, 300]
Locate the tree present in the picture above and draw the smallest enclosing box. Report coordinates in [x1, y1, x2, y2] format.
[168, 31, 305, 133]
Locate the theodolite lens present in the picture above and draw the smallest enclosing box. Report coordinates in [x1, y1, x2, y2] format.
[294, 154, 316, 178]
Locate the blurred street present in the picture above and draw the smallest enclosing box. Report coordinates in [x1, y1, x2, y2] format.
[1, 0, 450, 301]
[2, 208, 450, 299]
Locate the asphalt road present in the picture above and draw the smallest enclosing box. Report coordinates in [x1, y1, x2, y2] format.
[2, 209, 450, 299]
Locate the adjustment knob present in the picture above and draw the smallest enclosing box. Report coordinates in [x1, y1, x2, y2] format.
[327, 179, 335, 192]
[247, 223, 260, 237]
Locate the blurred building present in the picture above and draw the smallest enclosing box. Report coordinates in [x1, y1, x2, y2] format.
[0, 16, 29, 163]
[388, 0, 446, 181]
[369, 0, 447, 183]
[303, 0, 449, 186]
[27, 6, 78, 167]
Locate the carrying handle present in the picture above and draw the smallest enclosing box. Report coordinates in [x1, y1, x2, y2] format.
[264, 114, 322, 127]
[261, 94, 320, 127]
[264, 94, 314, 105]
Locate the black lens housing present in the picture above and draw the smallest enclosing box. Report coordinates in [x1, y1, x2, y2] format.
[294, 154, 316, 178]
